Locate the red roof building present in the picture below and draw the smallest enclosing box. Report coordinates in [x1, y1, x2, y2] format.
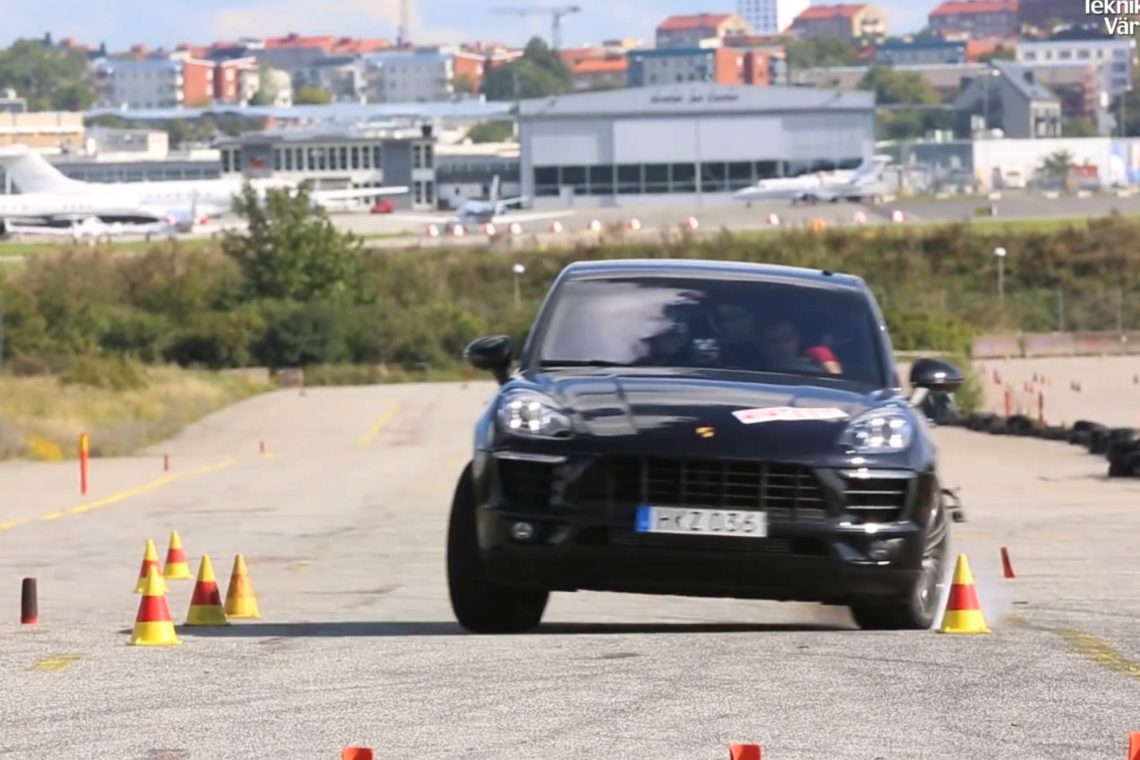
[655, 13, 754, 48]
[929, 0, 1020, 39]
[789, 4, 888, 41]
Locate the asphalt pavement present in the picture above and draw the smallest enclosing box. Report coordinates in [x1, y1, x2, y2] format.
[1, 361, 1138, 759]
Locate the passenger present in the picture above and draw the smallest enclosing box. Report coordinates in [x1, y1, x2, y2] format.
[760, 318, 843, 375]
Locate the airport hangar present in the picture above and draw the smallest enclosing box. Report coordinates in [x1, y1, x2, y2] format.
[515, 83, 877, 207]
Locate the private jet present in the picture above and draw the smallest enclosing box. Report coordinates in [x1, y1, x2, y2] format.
[732, 154, 892, 206]
[0, 144, 410, 232]
[385, 176, 575, 230]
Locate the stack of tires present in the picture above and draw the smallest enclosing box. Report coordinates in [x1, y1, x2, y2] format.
[935, 412, 1140, 479]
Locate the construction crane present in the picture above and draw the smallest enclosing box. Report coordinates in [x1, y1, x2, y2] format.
[490, 5, 582, 51]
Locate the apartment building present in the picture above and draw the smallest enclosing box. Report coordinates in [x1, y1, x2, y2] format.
[627, 47, 772, 87]
[1019, 0, 1089, 31]
[737, 0, 810, 34]
[364, 49, 488, 103]
[928, 0, 1020, 39]
[1017, 35, 1135, 98]
[91, 57, 215, 109]
[790, 4, 889, 42]
[655, 14, 754, 49]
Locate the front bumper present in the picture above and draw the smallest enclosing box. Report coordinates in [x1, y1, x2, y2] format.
[472, 448, 938, 605]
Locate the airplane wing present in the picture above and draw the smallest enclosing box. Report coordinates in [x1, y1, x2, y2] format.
[490, 210, 576, 224]
[310, 186, 410, 204]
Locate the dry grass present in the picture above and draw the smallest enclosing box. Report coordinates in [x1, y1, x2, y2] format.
[0, 365, 271, 460]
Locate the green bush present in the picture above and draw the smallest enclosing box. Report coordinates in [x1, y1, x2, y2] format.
[59, 355, 150, 391]
[3, 198, 1139, 386]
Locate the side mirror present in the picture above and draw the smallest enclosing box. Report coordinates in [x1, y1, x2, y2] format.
[909, 357, 964, 394]
[464, 335, 512, 385]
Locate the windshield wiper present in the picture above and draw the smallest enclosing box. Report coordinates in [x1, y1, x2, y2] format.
[538, 360, 633, 368]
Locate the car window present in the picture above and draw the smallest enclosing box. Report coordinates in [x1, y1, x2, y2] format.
[535, 275, 887, 387]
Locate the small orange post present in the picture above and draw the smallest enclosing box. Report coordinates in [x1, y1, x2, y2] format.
[1129, 732, 1139, 760]
[79, 433, 89, 495]
[729, 744, 761, 760]
[1037, 390, 1044, 425]
[342, 749, 373, 760]
[1003, 388, 1012, 418]
[163, 453, 170, 472]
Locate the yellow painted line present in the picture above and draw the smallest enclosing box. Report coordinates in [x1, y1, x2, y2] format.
[356, 403, 401, 448]
[30, 654, 81, 672]
[1058, 629, 1140, 682]
[1003, 615, 1140, 682]
[5, 458, 240, 529]
[286, 561, 312, 573]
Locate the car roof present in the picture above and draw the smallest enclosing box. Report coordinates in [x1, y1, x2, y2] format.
[558, 258, 868, 291]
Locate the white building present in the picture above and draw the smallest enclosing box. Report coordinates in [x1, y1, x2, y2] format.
[517, 83, 875, 207]
[737, 0, 811, 35]
[365, 50, 477, 103]
[1017, 37, 1136, 100]
[92, 59, 185, 110]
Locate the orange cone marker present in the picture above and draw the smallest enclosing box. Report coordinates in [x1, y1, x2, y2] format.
[729, 744, 762, 759]
[163, 530, 193, 580]
[224, 553, 261, 619]
[185, 554, 229, 626]
[342, 749, 374, 760]
[135, 539, 167, 595]
[1128, 732, 1139, 760]
[129, 565, 180, 646]
[938, 554, 990, 634]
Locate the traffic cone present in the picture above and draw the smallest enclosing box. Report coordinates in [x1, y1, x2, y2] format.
[342, 749, 373, 760]
[729, 743, 762, 759]
[185, 554, 229, 626]
[128, 565, 180, 646]
[163, 530, 193, 580]
[1128, 732, 1139, 760]
[224, 553, 261, 619]
[938, 554, 990, 634]
[135, 539, 167, 595]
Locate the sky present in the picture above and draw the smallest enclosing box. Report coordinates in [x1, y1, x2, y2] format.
[1, 0, 929, 53]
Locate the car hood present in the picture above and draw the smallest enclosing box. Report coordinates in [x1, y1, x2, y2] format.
[535, 371, 900, 460]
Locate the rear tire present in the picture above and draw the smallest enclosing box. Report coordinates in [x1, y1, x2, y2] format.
[446, 462, 548, 634]
[849, 486, 951, 631]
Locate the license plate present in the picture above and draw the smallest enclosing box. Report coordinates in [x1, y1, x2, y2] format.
[635, 506, 767, 537]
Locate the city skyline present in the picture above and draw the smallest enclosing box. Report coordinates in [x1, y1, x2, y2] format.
[2, 0, 931, 54]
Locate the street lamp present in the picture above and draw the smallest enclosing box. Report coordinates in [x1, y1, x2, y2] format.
[512, 263, 525, 309]
[993, 246, 1006, 307]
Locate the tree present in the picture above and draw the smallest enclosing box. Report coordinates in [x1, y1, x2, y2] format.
[482, 37, 573, 101]
[978, 47, 1015, 63]
[785, 38, 859, 71]
[466, 121, 515, 143]
[452, 73, 476, 95]
[249, 63, 279, 105]
[293, 85, 333, 105]
[0, 39, 96, 110]
[858, 65, 950, 140]
[1036, 149, 1073, 187]
[1062, 116, 1100, 137]
[221, 184, 367, 304]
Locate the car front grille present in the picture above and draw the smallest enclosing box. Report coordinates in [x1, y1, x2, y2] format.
[569, 456, 828, 520]
[841, 476, 910, 522]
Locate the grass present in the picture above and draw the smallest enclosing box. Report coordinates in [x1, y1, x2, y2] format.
[0, 364, 271, 461]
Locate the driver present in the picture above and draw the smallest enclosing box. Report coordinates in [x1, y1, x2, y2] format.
[760, 319, 843, 375]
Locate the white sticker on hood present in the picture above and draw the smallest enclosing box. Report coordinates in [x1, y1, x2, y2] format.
[733, 406, 850, 424]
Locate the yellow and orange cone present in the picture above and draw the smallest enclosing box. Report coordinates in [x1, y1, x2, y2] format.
[938, 553, 990, 634]
[129, 565, 180, 646]
[185, 554, 229, 626]
[134, 539, 168, 595]
[224, 553, 261, 619]
[163, 530, 193, 580]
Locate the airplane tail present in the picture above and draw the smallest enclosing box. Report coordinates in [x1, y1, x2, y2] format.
[490, 175, 501, 206]
[851, 154, 891, 184]
[0, 144, 88, 194]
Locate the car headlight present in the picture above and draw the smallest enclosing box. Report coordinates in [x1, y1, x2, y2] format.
[496, 389, 572, 439]
[839, 407, 914, 453]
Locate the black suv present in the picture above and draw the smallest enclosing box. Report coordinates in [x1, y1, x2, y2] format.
[446, 258, 964, 633]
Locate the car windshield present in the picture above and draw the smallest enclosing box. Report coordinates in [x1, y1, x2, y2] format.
[534, 274, 887, 387]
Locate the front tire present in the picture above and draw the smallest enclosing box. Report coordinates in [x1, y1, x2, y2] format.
[848, 487, 951, 631]
[446, 462, 548, 634]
